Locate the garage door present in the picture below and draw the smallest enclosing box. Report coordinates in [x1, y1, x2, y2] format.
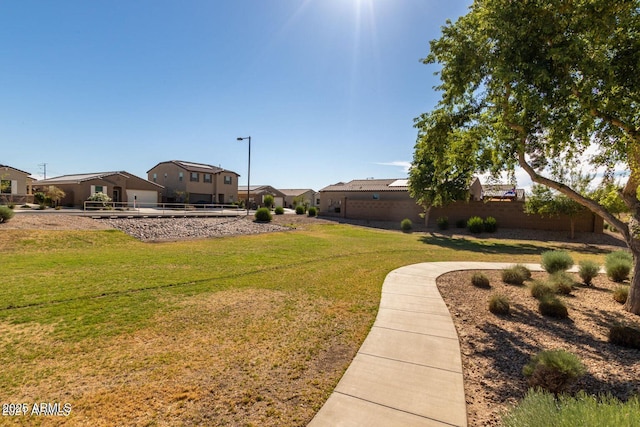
[126, 190, 158, 207]
[273, 197, 284, 208]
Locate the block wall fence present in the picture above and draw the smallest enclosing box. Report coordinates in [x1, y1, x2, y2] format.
[321, 198, 603, 233]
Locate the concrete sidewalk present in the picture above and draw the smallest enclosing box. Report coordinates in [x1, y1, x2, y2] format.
[309, 262, 543, 427]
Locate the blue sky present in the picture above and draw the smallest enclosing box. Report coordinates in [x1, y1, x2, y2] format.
[1, 0, 474, 191]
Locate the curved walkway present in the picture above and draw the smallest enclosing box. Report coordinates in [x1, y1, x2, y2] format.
[309, 262, 544, 427]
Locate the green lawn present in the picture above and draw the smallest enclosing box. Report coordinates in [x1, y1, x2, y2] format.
[0, 223, 610, 426]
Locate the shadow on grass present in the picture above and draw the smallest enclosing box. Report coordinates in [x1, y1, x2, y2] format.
[419, 234, 544, 256]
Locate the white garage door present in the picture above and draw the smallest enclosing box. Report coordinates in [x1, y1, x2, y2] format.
[126, 190, 158, 207]
[273, 197, 284, 208]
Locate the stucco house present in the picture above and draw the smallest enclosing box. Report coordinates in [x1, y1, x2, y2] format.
[147, 160, 239, 204]
[279, 189, 318, 209]
[34, 171, 163, 207]
[238, 185, 287, 209]
[1, 164, 33, 204]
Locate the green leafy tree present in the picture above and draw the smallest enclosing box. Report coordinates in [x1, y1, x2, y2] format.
[263, 194, 274, 209]
[410, 0, 640, 314]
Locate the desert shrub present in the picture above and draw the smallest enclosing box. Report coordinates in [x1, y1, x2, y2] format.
[549, 271, 575, 295]
[254, 207, 272, 222]
[512, 264, 532, 280]
[455, 218, 467, 228]
[471, 272, 491, 288]
[612, 286, 629, 304]
[501, 267, 526, 286]
[530, 280, 554, 299]
[484, 216, 498, 232]
[295, 205, 305, 215]
[467, 216, 484, 234]
[489, 294, 510, 315]
[0, 206, 15, 223]
[274, 206, 284, 215]
[540, 250, 574, 274]
[400, 218, 412, 232]
[609, 325, 640, 350]
[538, 295, 568, 318]
[523, 349, 585, 395]
[436, 216, 449, 230]
[263, 194, 274, 208]
[34, 192, 46, 204]
[605, 251, 632, 282]
[307, 206, 318, 217]
[7, 202, 15, 209]
[502, 389, 640, 427]
[578, 260, 600, 286]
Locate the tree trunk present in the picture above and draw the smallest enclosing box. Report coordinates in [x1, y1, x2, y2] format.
[424, 206, 432, 227]
[624, 248, 640, 314]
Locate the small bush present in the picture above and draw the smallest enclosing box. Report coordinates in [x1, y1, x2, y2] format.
[523, 349, 585, 395]
[471, 272, 491, 289]
[549, 271, 575, 295]
[530, 280, 554, 299]
[7, 202, 15, 209]
[484, 216, 498, 232]
[513, 264, 532, 280]
[541, 250, 574, 274]
[467, 216, 484, 234]
[501, 267, 526, 286]
[400, 218, 412, 232]
[612, 286, 629, 304]
[578, 260, 600, 286]
[0, 206, 15, 223]
[539, 295, 569, 318]
[605, 251, 632, 282]
[254, 207, 272, 222]
[274, 206, 284, 215]
[307, 206, 318, 217]
[263, 194, 274, 209]
[489, 294, 510, 315]
[455, 218, 467, 228]
[502, 389, 640, 427]
[436, 216, 449, 230]
[609, 325, 640, 349]
[295, 205, 305, 215]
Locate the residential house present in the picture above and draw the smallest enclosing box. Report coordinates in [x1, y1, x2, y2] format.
[237, 185, 287, 209]
[147, 160, 240, 204]
[319, 177, 602, 233]
[0, 164, 33, 204]
[279, 189, 318, 209]
[34, 171, 163, 207]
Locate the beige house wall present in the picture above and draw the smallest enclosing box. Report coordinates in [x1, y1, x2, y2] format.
[0, 166, 33, 204]
[148, 163, 238, 204]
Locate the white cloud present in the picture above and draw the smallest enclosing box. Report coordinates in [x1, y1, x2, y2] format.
[376, 161, 412, 173]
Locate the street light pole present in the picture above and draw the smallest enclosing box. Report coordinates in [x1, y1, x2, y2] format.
[237, 136, 251, 215]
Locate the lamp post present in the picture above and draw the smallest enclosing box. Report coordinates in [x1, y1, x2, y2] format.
[237, 136, 251, 215]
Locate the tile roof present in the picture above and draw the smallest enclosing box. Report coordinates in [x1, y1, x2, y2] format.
[1, 164, 31, 175]
[320, 179, 408, 192]
[278, 189, 316, 196]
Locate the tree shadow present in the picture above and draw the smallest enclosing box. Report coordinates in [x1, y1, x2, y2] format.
[419, 234, 543, 256]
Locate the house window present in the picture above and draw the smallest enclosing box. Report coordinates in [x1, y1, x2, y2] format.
[95, 185, 104, 193]
[179, 172, 183, 182]
[0, 180, 11, 194]
[224, 176, 232, 185]
[190, 172, 199, 182]
[204, 174, 212, 183]
[152, 173, 157, 183]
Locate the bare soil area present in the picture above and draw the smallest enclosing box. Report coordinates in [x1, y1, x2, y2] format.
[437, 270, 640, 426]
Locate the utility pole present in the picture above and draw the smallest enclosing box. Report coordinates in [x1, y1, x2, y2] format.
[39, 163, 47, 179]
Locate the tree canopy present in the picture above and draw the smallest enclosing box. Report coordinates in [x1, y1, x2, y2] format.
[409, 0, 640, 312]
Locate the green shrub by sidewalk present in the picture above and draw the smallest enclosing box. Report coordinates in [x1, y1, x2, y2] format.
[307, 207, 318, 217]
[489, 294, 510, 315]
[471, 272, 491, 288]
[467, 216, 484, 234]
[578, 260, 600, 286]
[523, 349, 584, 395]
[254, 207, 272, 222]
[295, 205, 305, 215]
[538, 295, 568, 318]
[605, 251, 632, 282]
[484, 216, 497, 232]
[502, 389, 640, 427]
[274, 206, 284, 215]
[0, 205, 15, 223]
[613, 286, 629, 304]
[549, 271, 575, 295]
[541, 250, 574, 273]
[501, 267, 527, 286]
